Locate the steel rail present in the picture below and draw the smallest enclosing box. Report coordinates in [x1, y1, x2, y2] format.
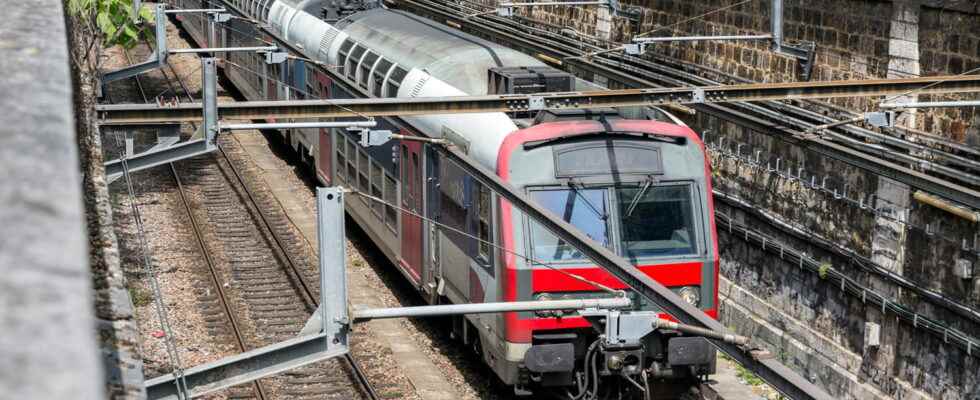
[96, 74, 980, 124]
[119, 42, 271, 400]
[142, 22, 382, 399]
[214, 146, 382, 400]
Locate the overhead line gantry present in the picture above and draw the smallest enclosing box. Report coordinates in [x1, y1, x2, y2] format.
[98, 74, 980, 123]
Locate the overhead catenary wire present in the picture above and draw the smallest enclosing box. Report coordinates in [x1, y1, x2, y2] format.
[882, 65, 980, 104]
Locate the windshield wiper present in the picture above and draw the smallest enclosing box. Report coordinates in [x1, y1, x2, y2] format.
[625, 178, 655, 217]
[567, 180, 607, 221]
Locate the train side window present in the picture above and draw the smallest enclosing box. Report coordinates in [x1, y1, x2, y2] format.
[358, 148, 370, 194]
[370, 161, 383, 217]
[477, 185, 491, 262]
[386, 66, 408, 98]
[401, 145, 409, 207]
[360, 53, 379, 89]
[346, 138, 357, 187]
[384, 173, 398, 232]
[410, 152, 419, 212]
[336, 134, 346, 182]
[347, 45, 365, 80]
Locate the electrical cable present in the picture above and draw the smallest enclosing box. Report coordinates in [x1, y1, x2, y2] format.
[882, 65, 980, 104]
[715, 210, 980, 359]
[121, 157, 191, 399]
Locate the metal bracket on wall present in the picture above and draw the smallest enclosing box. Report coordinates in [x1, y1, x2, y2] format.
[778, 41, 817, 81]
[770, 0, 817, 80]
[145, 187, 350, 400]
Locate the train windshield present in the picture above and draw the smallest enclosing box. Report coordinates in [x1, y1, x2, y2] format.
[616, 185, 697, 258]
[526, 184, 698, 264]
[528, 188, 611, 262]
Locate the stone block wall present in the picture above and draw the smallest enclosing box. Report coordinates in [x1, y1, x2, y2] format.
[918, 6, 980, 144]
[483, 0, 980, 398]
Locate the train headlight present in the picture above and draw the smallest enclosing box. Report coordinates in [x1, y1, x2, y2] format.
[677, 286, 701, 308]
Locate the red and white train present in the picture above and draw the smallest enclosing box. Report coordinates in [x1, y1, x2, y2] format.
[172, 0, 719, 397]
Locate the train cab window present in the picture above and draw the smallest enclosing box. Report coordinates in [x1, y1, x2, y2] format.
[527, 188, 610, 262]
[384, 173, 398, 232]
[616, 185, 697, 258]
[477, 185, 491, 262]
[370, 161, 383, 217]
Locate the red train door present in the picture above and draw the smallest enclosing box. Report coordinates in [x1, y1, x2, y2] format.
[400, 138, 424, 284]
[314, 72, 332, 184]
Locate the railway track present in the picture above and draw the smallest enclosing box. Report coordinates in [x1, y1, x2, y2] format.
[109, 26, 382, 399]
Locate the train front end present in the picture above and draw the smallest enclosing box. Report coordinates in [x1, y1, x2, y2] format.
[497, 118, 719, 398]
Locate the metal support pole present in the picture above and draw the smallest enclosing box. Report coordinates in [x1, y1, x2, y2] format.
[169, 46, 279, 54]
[202, 57, 218, 151]
[207, 12, 218, 55]
[316, 187, 349, 350]
[219, 121, 377, 131]
[632, 34, 772, 44]
[771, 0, 783, 52]
[164, 8, 226, 13]
[352, 297, 632, 322]
[500, 1, 607, 6]
[880, 100, 980, 109]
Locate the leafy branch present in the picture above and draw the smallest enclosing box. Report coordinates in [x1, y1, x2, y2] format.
[66, 0, 155, 74]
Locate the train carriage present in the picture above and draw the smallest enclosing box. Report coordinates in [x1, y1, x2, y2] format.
[172, 1, 720, 397]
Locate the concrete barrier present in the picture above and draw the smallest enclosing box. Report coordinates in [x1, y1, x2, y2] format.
[0, 1, 103, 399]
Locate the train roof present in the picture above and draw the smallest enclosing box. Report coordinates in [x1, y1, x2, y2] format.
[336, 8, 545, 95]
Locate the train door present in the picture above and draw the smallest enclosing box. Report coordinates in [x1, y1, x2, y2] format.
[400, 137, 424, 284]
[423, 146, 442, 302]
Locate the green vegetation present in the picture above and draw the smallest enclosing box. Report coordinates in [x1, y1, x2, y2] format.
[128, 285, 153, 307]
[733, 361, 765, 386]
[818, 262, 832, 280]
[67, 0, 155, 49]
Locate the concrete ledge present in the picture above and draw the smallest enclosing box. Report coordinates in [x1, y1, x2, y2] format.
[0, 1, 102, 399]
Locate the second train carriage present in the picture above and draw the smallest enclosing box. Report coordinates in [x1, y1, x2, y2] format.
[173, 0, 720, 397]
